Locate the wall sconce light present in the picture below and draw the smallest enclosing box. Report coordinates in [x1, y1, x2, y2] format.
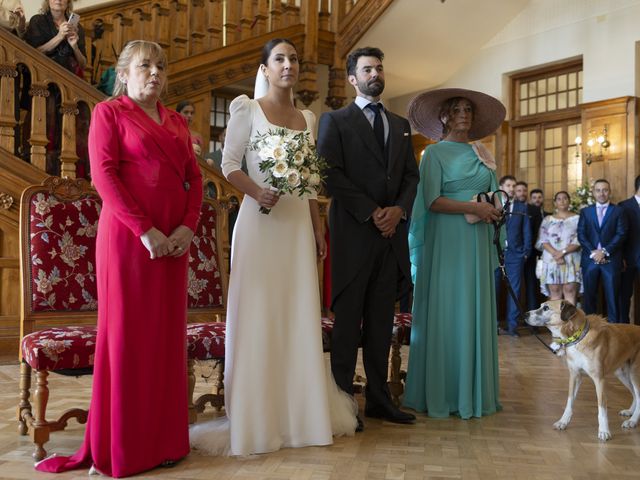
[575, 125, 610, 165]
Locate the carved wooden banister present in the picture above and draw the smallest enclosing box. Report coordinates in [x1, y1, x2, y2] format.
[0, 28, 104, 179]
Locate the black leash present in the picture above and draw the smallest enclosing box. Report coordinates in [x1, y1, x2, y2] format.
[483, 191, 556, 354]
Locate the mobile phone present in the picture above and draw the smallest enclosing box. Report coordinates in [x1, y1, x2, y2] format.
[68, 13, 80, 27]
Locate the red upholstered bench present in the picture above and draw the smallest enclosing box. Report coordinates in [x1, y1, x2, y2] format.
[320, 312, 412, 406]
[21, 326, 97, 374]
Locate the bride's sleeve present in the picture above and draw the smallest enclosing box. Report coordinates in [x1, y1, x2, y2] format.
[222, 95, 253, 179]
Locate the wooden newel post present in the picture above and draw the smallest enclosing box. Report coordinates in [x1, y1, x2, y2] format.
[0, 64, 18, 152]
[59, 102, 79, 179]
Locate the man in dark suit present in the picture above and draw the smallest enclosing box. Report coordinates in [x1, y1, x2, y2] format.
[495, 175, 532, 337]
[619, 175, 640, 323]
[317, 47, 419, 427]
[578, 178, 628, 323]
[524, 187, 549, 310]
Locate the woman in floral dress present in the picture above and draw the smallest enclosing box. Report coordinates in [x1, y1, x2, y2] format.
[535, 191, 582, 304]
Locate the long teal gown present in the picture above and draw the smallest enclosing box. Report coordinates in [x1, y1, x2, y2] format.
[404, 141, 501, 419]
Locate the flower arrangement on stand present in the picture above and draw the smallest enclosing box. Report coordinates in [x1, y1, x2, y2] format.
[248, 128, 327, 214]
[570, 181, 595, 213]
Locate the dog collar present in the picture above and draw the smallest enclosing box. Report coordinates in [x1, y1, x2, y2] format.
[554, 319, 590, 348]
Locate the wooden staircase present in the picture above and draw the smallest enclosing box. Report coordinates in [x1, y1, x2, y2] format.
[0, 0, 394, 359]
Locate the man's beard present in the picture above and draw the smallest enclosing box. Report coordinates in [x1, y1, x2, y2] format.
[358, 78, 385, 97]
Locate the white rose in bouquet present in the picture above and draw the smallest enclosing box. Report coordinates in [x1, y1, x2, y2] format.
[273, 160, 288, 178]
[273, 146, 287, 162]
[300, 167, 311, 180]
[293, 151, 305, 166]
[308, 172, 321, 187]
[286, 169, 301, 187]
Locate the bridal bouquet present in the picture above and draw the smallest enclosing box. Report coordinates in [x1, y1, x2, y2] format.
[248, 128, 328, 214]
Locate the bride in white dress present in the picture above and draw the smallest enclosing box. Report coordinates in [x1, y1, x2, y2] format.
[189, 38, 357, 456]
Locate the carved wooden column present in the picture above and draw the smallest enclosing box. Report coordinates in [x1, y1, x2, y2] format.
[28, 84, 50, 172]
[319, 0, 330, 30]
[325, 66, 347, 110]
[152, 4, 171, 49]
[190, 0, 206, 55]
[296, 0, 319, 108]
[255, 0, 268, 35]
[59, 102, 79, 179]
[170, 1, 189, 60]
[0, 64, 18, 152]
[205, 0, 223, 49]
[239, 0, 253, 40]
[224, 0, 240, 45]
[132, 9, 152, 44]
[270, 0, 282, 30]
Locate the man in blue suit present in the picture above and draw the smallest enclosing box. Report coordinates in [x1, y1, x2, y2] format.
[619, 175, 640, 323]
[495, 175, 532, 337]
[577, 179, 628, 323]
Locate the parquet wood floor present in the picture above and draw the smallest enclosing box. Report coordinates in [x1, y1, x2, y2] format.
[2, 333, 640, 479]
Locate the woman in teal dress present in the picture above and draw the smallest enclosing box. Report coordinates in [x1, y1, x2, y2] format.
[404, 88, 506, 419]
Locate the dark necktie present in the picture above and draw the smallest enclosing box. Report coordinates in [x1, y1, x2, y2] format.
[366, 103, 385, 151]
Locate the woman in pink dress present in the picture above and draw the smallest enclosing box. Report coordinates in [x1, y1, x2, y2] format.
[35, 40, 202, 478]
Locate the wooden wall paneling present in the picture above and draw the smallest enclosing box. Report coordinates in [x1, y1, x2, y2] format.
[283, 0, 300, 27]
[132, 8, 153, 44]
[0, 213, 19, 359]
[319, 0, 330, 31]
[580, 97, 634, 202]
[189, 0, 207, 56]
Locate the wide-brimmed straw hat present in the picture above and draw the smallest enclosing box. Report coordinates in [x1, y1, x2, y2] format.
[407, 88, 506, 141]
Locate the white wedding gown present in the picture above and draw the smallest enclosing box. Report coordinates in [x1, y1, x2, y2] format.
[189, 95, 357, 456]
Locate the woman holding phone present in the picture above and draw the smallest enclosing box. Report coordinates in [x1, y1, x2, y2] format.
[26, 0, 86, 76]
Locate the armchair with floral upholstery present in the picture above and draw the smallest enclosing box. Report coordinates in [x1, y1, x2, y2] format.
[185, 198, 229, 423]
[17, 177, 101, 461]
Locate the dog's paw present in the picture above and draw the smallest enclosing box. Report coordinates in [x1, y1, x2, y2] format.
[619, 409, 634, 417]
[553, 420, 568, 430]
[622, 419, 638, 429]
[598, 430, 612, 441]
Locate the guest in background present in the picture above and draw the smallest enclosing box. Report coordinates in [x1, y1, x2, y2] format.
[619, 175, 640, 323]
[404, 88, 503, 418]
[536, 191, 581, 305]
[0, 0, 26, 37]
[35, 40, 202, 477]
[578, 179, 627, 322]
[495, 175, 532, 337]
[524, 188, 550, 310]
[26, 0, 86, 76]
[514, 180, 528, 203]
[205, 127, 226, 171]
[176, 99, 205, 159]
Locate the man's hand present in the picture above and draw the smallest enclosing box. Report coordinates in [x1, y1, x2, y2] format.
[592, 249, 606, 264]
[373, 206, 403, 238]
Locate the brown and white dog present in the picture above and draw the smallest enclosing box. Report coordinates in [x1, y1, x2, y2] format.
[525, 300, 640, 441]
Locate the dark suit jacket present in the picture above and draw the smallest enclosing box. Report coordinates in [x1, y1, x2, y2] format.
[505, 200, 532, 259]
[577, 203, 628, 267]
[527, 204, 549, 249]
[619, 197, 640, 266]
[317, 102, 419, 306]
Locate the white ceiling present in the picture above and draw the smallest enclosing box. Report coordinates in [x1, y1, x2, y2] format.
[357, 0, 531, 100]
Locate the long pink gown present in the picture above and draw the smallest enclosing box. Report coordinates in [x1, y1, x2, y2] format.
[35, 95, 203, 478]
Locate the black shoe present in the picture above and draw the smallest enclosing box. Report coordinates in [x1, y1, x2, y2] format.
[499, 327, 519, 337]
[364, 403, 416, 424]
[355, 415, 364, 432]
